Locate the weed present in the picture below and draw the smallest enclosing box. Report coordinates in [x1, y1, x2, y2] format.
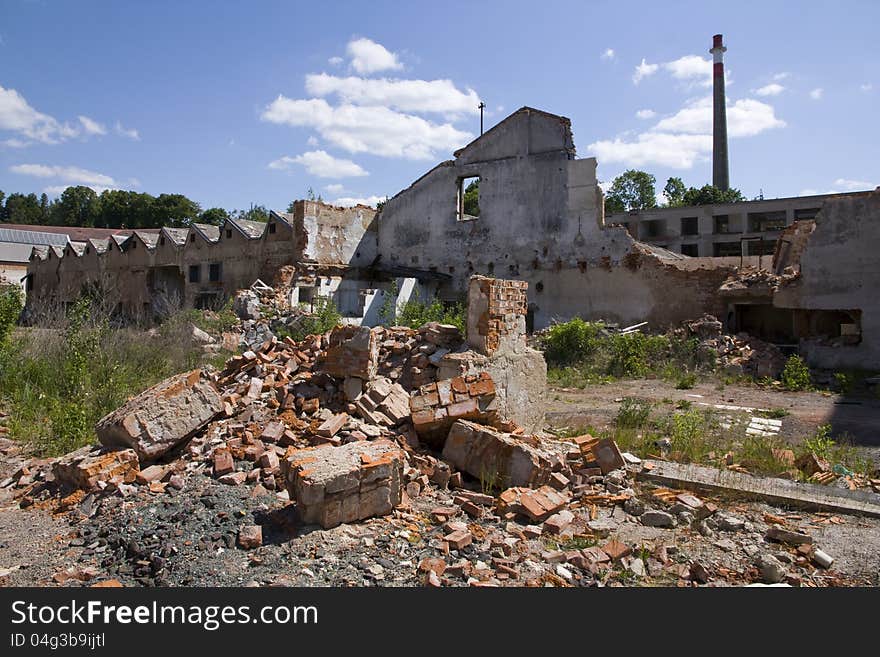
[616, 397, 652, 429]
[675, 399, 693, 410]
[781, 355, 812, 391]
[675, 372, 697, 389]
[833, 371, 854, 395]
[544, 535, 598, 551]
[0, 284, 23, 343]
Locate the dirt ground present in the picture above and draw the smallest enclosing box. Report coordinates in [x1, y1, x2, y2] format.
[545, 378, 880, 461]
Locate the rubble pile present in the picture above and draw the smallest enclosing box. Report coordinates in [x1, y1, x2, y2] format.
[681, 314, 787, 379]
[1, 275, 876, 588]
[719, 266, 799, 295]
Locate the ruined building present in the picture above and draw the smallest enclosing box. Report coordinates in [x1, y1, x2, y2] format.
[22, 107, 880, 369]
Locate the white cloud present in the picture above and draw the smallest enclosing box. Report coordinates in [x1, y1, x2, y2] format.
[261, 96, 472, 160]
[78, 115, 106, 136]
[589, 92, 784, 170]
[114, 121, 140, 140]
[268, 150, 368, 178]
[754, 83, 784, 97]
[0, 84, 78, 144]
[347, 38, 402, 74]
[635, 109, 656, 120]
[9, 163, 116, 186]
[860, 83, 873, 92]
[306, 135, 319, 146]
[332, 195, 386, 208]
[632, 58, 659, 84]
[773, 72, 790, 81]
[1, 137, 29, 148]
[601, 48, 615, 61]
[664, 54, 712, 86]
[305, 73, 480, 117]
[589, 132, 712, 169]
[833, 178, 873, 190]
[328, 56, 344, 67]
[809, 87, 823, 100]
[43, 184, 115, 196]
[324, 183, 345, 194]
[10, 163, 120, 195]
[653, 96, 785, 137]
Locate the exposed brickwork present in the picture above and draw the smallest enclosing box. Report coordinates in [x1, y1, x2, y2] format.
[409, 372, 498, 444]
[281, 439, 404, 529]
[319, 325, 379, 380]
[467, 276, 528, 356]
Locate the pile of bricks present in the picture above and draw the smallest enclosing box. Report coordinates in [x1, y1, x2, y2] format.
[409, 373, 498, 444]
[52, 446, 140, 491]
[281, 439, 404, 528]
[467, 276, 528, 356]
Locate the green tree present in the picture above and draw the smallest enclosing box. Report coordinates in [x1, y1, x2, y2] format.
[0, 190, 6, 221]
[604, 169, 658, 214]
[199, 207, 230, 225]
[663, 177, 687, 207]
[3, 193, 44, 224]
[681, 185, 746, 206]
[285, 200, 297, 213]
[463, 179, 480, 217]
[51, 186, 98, 226]
[236, 204, 270, 223]
[153, 193, 201, 227]
[94, 190, 156, 228]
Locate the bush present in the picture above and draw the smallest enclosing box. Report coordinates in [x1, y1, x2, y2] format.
[280, 296, 343, 342]
[675, 372, 697, 389]
[0, 284, 23, 343]
[541, 318, 604, 366]
[781, 355, 812, 391]
[540, 319, 711, 383]
[396, 293, 465, 334]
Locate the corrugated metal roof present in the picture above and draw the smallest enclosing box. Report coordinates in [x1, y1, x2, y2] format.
[0, 227, 70, 247]
[0, 242, 37, 263]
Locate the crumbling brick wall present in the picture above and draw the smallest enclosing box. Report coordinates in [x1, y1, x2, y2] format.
[466, 276, 528, 356]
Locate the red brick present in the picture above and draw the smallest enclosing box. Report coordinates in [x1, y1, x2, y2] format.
[213, 449, 234, 477]
[444, 529, 472, 550]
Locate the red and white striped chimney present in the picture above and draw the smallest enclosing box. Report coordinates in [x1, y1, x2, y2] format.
[710, 34, 729, 191]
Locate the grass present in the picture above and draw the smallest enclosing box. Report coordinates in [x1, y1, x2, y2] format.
[552, 400, 875, 480]
[755, 407, 789, 419]
[544, 535, 598, 551]
[0, 296, 234, 456]
[378, 282, 466, 334]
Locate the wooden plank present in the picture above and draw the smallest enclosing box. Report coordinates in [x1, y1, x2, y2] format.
[636, 460, 880, 518]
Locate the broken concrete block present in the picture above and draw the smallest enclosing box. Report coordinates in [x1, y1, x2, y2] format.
[281, 439, 404, 529]
[342, 377, 363, 401]
[320, 326, 379, 381]
[441, 420, 554, 488]
[765, 526, 813, 546]
[53, 447, 139, 491]
[592, 438, 625, 475]
[95, 369, 222, 462]
[238, 525, 262, 549]
[219, 472, 247, 485]
[543, 509, 574, 535]
[260, 421, 285, 443]
[135, 464, 167, 485]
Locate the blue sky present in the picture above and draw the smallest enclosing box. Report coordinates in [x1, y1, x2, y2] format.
[1, 0, 878, 212]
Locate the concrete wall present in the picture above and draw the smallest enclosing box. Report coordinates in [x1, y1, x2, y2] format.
[378, 108, 620, 294]
[773, 190, 880, 369]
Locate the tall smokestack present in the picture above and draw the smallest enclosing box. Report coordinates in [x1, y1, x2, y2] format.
[710, 33, 729, 191]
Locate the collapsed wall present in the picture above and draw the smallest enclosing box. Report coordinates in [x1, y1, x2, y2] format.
[772, 190, 880, 369]
[376, 106, 739, 331]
